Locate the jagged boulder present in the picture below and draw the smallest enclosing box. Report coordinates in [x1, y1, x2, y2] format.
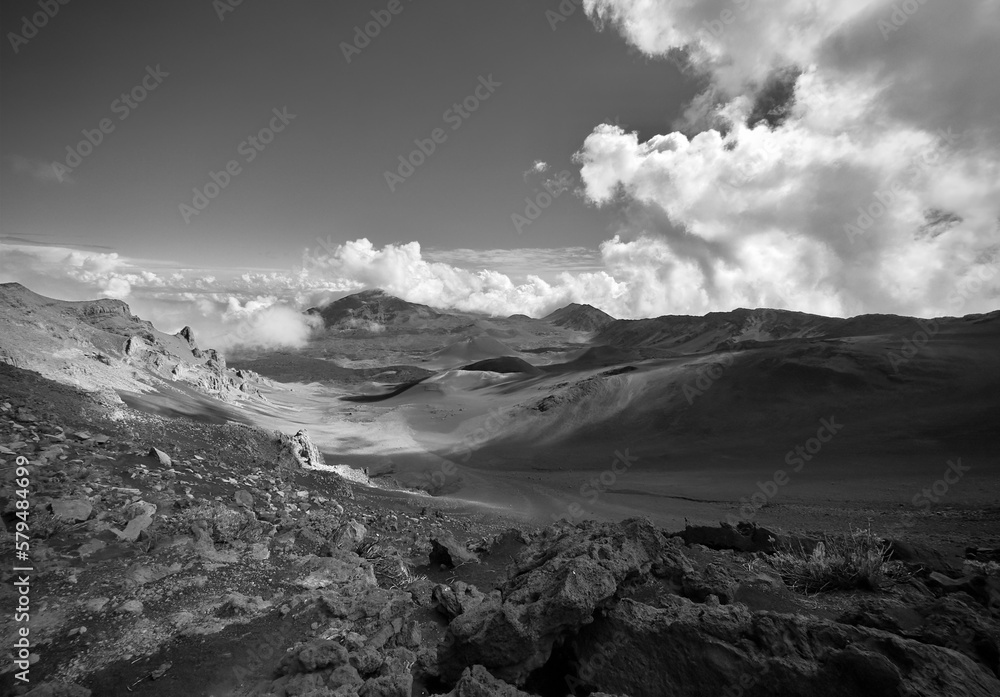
[359, 673, 412, 696]
[430, 533, 480, 568]
[124, 335, 150, 357]
[433, 582, 490, 620]
[678, 522, 817, 555]
[570, 596, 1000, 697]
[50, 498, 93, 522]
[445, 665, 534, 696]
[438, 518, 1000, 697]
[438, 518, 689, 684]
[176, 326, 197, 348]
[328, 520, 367, 553]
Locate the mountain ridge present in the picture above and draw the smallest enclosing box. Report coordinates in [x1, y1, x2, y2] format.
[0, 282, 266, 410]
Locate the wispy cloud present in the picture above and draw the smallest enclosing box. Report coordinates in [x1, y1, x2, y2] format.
[423, 246, 602, 278]
[523, 160, 549, 179]
[6, 155, 73, 184]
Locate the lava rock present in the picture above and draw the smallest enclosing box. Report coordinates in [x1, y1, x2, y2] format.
[50, 498, 93, 522]
[430, 533, 480, 568]
[148, 447, 172, 466]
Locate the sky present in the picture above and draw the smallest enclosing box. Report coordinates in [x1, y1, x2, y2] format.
[1, 0, 999, 349]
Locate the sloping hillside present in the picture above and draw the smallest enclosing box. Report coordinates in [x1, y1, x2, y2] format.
[0, 282, 266, 404]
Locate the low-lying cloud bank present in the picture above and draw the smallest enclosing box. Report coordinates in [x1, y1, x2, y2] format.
[3, 230, 995, 353]
[0, 241, 339, 352]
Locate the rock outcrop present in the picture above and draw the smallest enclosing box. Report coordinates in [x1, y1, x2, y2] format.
[437, 519, 1000, 697]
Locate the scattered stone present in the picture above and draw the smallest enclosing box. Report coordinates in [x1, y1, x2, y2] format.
[433, 581, 487, 620]
[966, 547, 1000, 563]
[249, 542, 271, 560]
[677, 522, 802, 554]
[430, 533, 479, 568]
[112, 511, 153, 542]
[216, 592, 269, 617]
[150, 662, 171, 680]
[117, 600, 144, 614]
[298, 553, 375, 590]
[15, 406, 38, 422]
[330, 520, 367, 552]
[234, 489, 254, 509]
[124, 562, 182, 587]
[51, 498, 93, 522]
[22, 681, 91, 697]
[84, 598, 109, 613]
[149, 447, 172, 466]
[350, 647, 384, 676]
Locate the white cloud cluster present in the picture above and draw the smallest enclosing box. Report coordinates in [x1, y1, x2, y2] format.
[575, 0, 1000, 317]
[301, 236, 796, 318]
[216, 297, 324, 351]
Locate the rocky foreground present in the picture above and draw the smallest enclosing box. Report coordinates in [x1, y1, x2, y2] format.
[1, 362, 999, 697]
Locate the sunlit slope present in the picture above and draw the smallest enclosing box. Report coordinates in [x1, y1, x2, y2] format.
[412, 312, 1000, 471]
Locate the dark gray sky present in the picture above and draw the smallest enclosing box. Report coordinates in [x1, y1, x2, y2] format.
[1, 0, 691, 269]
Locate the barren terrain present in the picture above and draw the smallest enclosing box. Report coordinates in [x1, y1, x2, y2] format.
[2, 285, 999, 696]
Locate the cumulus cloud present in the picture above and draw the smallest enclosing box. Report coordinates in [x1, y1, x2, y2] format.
[573, 0, 1000, 317]
[301, 236, 802, 318]
[215, 298, 323, 351]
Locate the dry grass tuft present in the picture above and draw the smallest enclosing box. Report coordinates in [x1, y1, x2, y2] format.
[767, 524, 908, 593]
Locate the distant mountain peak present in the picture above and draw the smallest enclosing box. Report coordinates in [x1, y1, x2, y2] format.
[544, 303, 617, 332]
[310, 288, 440, 329]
